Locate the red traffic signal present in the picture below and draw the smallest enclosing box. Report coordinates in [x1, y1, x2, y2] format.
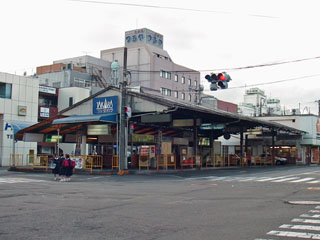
[124, 106, 132, 118]
[205, 72, 231, 90]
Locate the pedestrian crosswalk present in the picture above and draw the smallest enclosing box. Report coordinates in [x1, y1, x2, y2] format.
[0, 177, 46, 184]
[256, 206, 320, 240]
[186, 175, 320, 184]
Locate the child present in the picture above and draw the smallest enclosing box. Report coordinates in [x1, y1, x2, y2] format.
[52, 154, 62, 181]
[60, 154, 74, 182]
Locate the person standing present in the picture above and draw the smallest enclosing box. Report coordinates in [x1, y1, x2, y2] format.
[60, 154, 75, 182]
[52, 154, 62, 181]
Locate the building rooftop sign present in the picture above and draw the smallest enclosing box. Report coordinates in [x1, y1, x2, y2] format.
[125, 28, 163, 49]
[93, 96, 118, 114]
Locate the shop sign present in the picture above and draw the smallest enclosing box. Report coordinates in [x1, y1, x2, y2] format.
[70, 157, 84, 169]
[132, 134, 155, 143]
[173, 119, 201, 127]
[93, 96, 118, 114]
[39, 86, 56, 94]
[200, 123, 225, 130]
[141, 114, 171, 123]
[4, 122, 13, 140]
[125, 28, 163, 49]
[18, 105, 27, 116]
[87, 124, 111, 135]
[40, 107, 50, 117]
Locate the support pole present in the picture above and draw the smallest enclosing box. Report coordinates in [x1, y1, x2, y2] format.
[271, 129, 275, 165]
[240, 129, 244, 166]
[119, 47, 128, 170]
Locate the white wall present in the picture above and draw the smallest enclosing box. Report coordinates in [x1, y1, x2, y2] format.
[0, 72, 39, 166]
[58, 87, 90, 111]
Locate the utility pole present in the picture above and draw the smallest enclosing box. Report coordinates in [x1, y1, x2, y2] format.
[119, 47, 128, 171]
[316, 100, 320, 116]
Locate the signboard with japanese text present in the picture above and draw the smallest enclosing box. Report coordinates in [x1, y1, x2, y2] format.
[40, 107, 50, 117]
[93, 96, 118, 115]
[125, 28, 163, 49]
[39, 86, 56, 94]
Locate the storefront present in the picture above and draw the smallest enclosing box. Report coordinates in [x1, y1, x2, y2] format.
[15, 86, 305, 170]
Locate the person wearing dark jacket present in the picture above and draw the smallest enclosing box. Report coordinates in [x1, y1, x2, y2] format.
[52, 154, 62, 181]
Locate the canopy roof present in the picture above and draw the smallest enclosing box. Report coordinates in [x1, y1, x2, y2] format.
[15, 86, 305, 141]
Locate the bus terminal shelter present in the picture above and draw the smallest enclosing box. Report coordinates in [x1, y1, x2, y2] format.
[15, 86, 305, 172]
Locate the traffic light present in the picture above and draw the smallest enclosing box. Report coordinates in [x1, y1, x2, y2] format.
[124, 106, 132, 118]
[129, 122, 134, 134]
[205, 72, 231, 91]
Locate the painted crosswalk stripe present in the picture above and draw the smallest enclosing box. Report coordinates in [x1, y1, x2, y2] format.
[280, 224, 320, 231]
[256, 176, 292, 182]
[292, 218, 320, 224]
[238, 177, 261, 182]
[271, 177, 300, 182]
[309, 210, 320, 213]
[290, 177, 315, 183]
[267, 230, 320, 239]
[316, 206, 320, 209]
[300, 214, 320, 218]
[224, 177, 243, 182]
[0, 178, 45, 184]
[307, 180, 320, 184]
[208, 177, 227, 181]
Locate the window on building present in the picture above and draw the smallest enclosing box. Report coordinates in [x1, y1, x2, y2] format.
[165, 72, 171, 80]
[194, 80, 197, 86]
[174, 74, 178, 82]
[52, 82, 61, 88]
[188, 94, 192, 101]
[0, 82, 12, 99]
[73, 78, 91, 88]
[69, 97, 73, 107]
[160, 70, 165, 78]
[160, 88, 171, 96]
[188, 78, 192, 86]
[174, 91, 178, 98]
[181, 92, 185, 100]
[182, 76, 185, 84]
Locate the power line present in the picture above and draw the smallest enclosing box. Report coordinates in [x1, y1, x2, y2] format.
[69, 0, 276, 19]
[212, 74, 320, 90]
[127, 55, 320, 73]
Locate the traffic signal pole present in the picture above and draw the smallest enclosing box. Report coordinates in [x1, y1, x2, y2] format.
[119, 47, 128, 171]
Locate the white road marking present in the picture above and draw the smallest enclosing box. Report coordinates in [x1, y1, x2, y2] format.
[256, 176, 292, 182]
[224, 177, 244, 182]
[280, 224, 320, 231]
[300, 214, 320, 219]
[292, 218, 320, 224]
[238, 177, 261, 182]
[0, 177, 46, 184]
[208, 177, 227, 181]
[289, 201, 320, 205]
[307, 180, 320, 184]
[316, 206, 320, 209]
[309, 210, 320, 213]
[271, 177, 300, 182]
[267, 230, 320, 239]
[290, 178, 315, 183]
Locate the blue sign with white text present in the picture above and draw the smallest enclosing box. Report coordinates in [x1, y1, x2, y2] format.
[93, 96, 118, 114]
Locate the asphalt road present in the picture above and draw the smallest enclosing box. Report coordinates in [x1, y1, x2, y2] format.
[1, 165, 320, 240]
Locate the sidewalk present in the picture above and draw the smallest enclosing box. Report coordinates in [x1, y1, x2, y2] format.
[7, 165, 240, 176]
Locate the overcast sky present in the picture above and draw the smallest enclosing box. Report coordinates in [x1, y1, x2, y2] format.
[1, 0, 320, 114]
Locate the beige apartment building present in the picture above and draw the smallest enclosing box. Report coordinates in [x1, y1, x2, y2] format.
[100, 28, 202, 105]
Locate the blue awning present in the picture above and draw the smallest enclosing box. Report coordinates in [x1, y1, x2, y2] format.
[52, 113, 117, 125]
[4, 120, 38, 135]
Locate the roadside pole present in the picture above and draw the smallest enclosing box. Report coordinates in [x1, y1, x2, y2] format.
[119, 47, 128, 170]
